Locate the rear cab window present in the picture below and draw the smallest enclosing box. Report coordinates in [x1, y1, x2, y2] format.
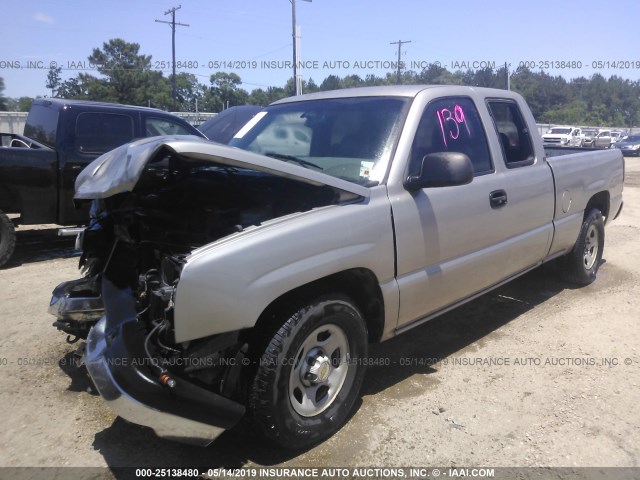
[24, 104, 59, 148]
[75, 112, 135, 154]
[409, 96, 493, 177]
[486, 100, 535, 168]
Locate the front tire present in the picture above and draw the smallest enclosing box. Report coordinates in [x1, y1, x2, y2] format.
[0, 210, 16, 268]
[250, 295, 368, 449]
[561, 209, 604, 285]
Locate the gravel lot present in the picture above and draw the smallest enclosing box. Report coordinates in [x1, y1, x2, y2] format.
[0, 158, 638, 473]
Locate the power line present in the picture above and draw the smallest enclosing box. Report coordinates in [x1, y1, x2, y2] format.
[155, 5, 189, 110]
[390, 40, 411, 85]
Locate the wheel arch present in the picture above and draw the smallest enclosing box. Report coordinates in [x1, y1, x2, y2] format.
[0, 183, 22, 215]
[0, 208, 17, 268]
[253, 267, 386, 345]
[585, 191, 610, 221]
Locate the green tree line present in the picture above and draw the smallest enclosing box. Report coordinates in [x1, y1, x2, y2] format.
[1, 38, 639, 127]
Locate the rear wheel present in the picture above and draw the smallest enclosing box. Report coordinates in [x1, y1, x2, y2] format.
[250, 295, 368, 449]
[0, 210, 16, 268]
[561, 209, 604, 285]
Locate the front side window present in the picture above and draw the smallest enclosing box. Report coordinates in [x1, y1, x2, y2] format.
[75, 112, 134, 154]
[230, 97, 410, 186]
[487, 100, 535, 168]
[410, 96, 492, 176]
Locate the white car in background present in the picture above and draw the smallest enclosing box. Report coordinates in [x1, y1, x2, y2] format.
[542, 126, 584, 147]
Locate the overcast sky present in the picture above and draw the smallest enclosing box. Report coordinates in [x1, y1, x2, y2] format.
[2, 0, 639, 100]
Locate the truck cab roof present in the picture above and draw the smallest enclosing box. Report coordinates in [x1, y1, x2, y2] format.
[31, 98, 172, 114]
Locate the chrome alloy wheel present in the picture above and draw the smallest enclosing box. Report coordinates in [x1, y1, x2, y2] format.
[288, 324, 350, 417]
[583, 224, 599, 270]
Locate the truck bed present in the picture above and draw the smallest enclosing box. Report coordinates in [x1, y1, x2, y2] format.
[544, 145, 610, 157]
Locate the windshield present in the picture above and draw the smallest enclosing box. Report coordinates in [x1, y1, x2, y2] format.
[583, 129, 597, 135]
[623, 135, 640, 142]
[229, 96, 410, 186]
[548, 128, 571, 134]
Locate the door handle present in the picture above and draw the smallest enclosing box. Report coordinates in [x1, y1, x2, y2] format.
[490, 189, 507, 208]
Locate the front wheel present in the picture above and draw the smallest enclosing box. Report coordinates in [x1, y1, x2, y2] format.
[561, 209, 604, 285]
[250, 295, 368, 449]
[0, 210, 16, 268]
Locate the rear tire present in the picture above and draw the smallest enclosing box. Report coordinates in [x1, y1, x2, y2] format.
[250, 295, 368, 449]
[561, 209, 604, 286]
[0, 211, 16, 268]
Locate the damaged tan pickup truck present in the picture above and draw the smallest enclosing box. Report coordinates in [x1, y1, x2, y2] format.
[49, 86, 624, 448]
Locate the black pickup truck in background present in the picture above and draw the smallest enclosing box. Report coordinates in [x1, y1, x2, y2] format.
[0, 98, 205, 267]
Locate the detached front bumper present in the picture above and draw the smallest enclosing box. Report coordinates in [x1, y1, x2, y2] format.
[85, 317, 245, 446]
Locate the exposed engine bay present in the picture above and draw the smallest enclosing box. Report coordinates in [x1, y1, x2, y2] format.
[50, 143, 361, 402]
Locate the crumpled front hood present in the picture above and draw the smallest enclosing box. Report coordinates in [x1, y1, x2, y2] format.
[75, 135, 369, 200]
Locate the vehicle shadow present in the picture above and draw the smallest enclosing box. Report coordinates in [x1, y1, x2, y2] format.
[4, 227, 78, 268]
[364, 263, 572, 395]
[58, 350, 98, 395]
[84, 263, 576, 474]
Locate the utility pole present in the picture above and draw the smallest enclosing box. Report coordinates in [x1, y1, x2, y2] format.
[292, 0, 312, 96]
[156, 5, 189, 111]
[390, 40, 411, 85]
[574, 80, 588, 100]
[505, 62, 510, 90]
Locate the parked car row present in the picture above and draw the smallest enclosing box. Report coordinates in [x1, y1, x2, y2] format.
[542, 125, 633, 150]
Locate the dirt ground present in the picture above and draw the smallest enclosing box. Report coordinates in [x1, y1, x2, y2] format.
[0, 159, 638, 473]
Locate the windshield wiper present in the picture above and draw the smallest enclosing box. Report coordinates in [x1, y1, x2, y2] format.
[265, 152, 323, 170]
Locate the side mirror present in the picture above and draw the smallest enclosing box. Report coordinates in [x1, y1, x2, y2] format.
[405, 152, 474, 191]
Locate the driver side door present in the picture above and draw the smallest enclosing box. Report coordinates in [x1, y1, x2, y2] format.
[389, 95, 553, 330]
